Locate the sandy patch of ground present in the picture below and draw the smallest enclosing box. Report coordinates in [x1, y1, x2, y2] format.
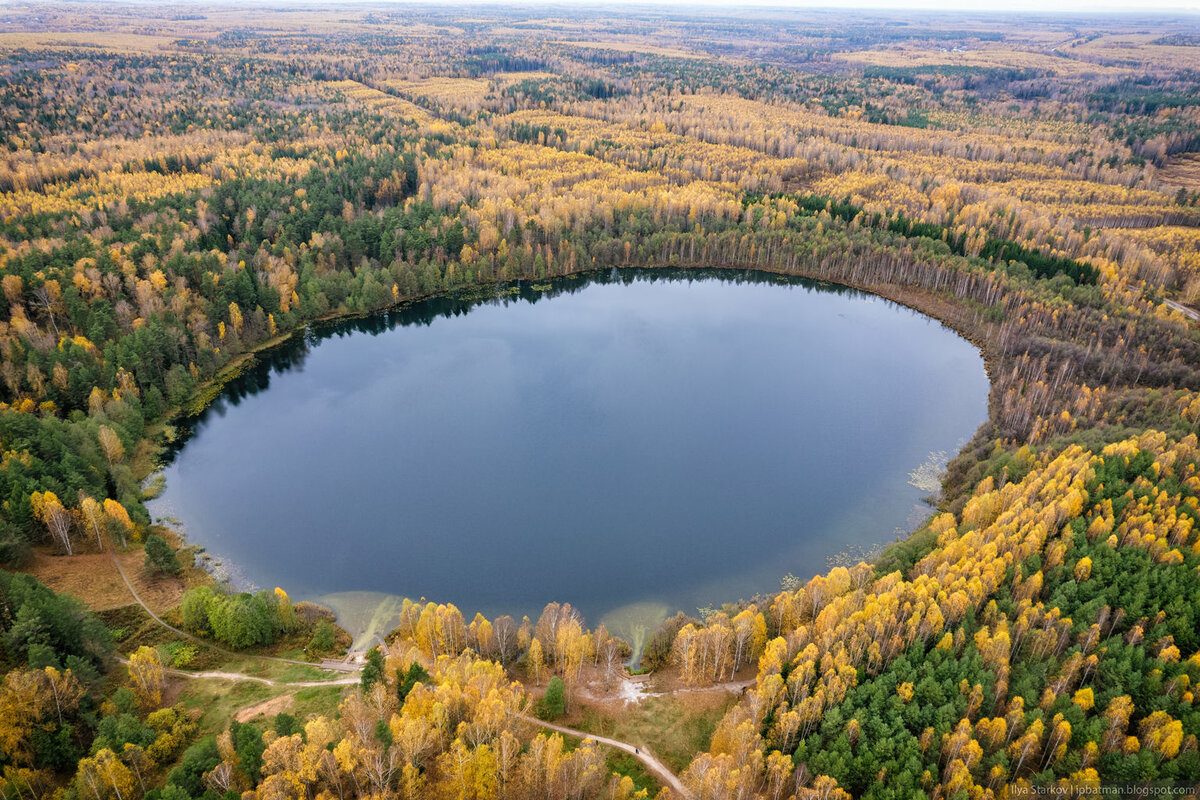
[162, 674, 191, 709]
[235, 694, 295, 723]
[576, 668, 753, 708]
[617, 676, 651, 704]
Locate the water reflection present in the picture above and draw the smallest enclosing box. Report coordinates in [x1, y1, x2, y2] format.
[165, 268, 862, 455]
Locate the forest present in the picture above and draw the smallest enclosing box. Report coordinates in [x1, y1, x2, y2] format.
[2, 3, 1200, 799]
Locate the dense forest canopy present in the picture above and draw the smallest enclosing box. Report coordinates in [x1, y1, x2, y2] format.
[1, 3, 1200, 800]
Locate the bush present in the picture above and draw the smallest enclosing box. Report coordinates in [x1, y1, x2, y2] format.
[309, 620, 336, 653]
[0, 526, 32, 567]
[274, 713, 299, 738]
[144, 534, 181, 575]
[180, 586, 214, 635]
[167, 736, 220, 797]
[164, 641, 198, 667]
[208, 593, 275, 649]
[537, 676, 566, 720]
[178, 586, 285, 649]
[361, 647, 385, 690]
[398, 661, 430, 702]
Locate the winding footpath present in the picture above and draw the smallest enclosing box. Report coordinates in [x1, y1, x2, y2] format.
[107, 549, 358, 672]
[1166, 299, 1200, 322]
[115, 656, 361, 688]
[150, 664, 692, 796]
[162, 665, 359, 687]
[515, 714, 692, 799]
[108, 550, 693, 795]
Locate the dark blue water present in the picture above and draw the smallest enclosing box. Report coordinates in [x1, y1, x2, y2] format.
[149, 269, 988, 629]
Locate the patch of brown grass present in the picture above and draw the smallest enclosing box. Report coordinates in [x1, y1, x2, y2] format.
[553, 40, 705, 59]
[1159, 153, 1200, 191]
[21, 547, 185, 613]
[0, 32, 181, 54]
[832, 46, 1128, 76]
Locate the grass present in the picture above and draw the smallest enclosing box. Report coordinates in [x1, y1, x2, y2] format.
[576, 693, 736, 774]
[276, 663, 339, 682]
[100, 604, 190, 652]
[98, 605, 348, 684]
[200, 653, 343, 683]
[24, 548, 186, 614]
[606, 750, 659, 794]
[292, 684, 349, 720]
[1159, 153, 1200, 190]
[178, 677, 277, 735]
[175, 675, 347, 735]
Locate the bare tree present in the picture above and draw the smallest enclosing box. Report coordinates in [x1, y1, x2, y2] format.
[493, 615, 518, 665]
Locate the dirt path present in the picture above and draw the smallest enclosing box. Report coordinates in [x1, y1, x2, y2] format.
[110, 572, 704, 800]
[516, 713, 692, 799]
[1166, 299, 1200, 322]
[152, 660, 695, 794]
[162, 666, 360, 687]
[107, 549, 359, 673]
[154, 668, 693, 795]
[108, 548, 707, 796]
[25, 549, 184, 612]
[117, 655, 360, 688]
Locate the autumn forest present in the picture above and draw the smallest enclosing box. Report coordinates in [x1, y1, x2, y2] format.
[2, 3, 1200, 800]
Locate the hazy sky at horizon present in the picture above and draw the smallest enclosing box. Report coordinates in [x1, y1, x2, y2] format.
[370, 0, 1199, 13]
[604, 0, 1192, 8]
[721, 1, 1198, 10]
[93, 0, 1200, 14]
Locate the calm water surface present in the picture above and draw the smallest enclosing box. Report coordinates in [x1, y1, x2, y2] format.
[149, 269, 988, 635]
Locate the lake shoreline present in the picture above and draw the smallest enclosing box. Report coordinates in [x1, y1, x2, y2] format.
[161, 261, 998, 434]
[144, 264, 994, 640]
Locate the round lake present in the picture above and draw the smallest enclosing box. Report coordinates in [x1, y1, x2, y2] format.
[149, 269, 989, 639]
